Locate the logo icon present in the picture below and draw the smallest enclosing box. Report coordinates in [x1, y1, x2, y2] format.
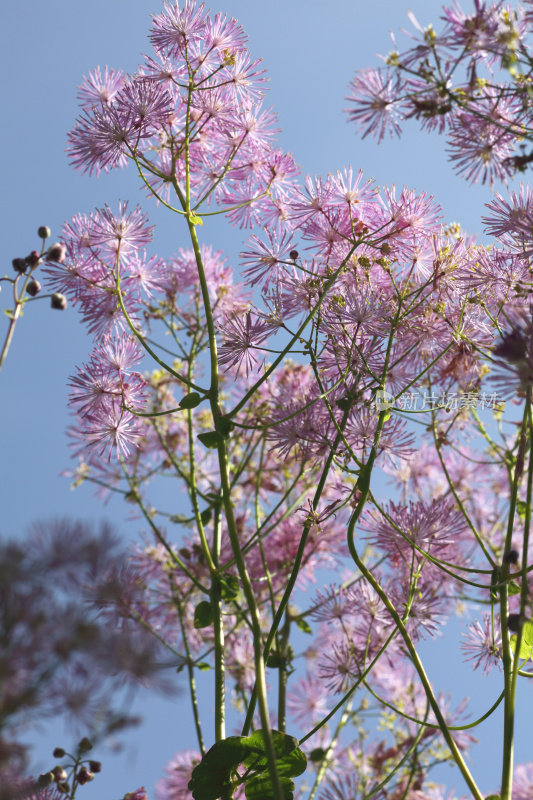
[374, 389, 394, 412]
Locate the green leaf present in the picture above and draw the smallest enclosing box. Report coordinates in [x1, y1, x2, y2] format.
[197, 662, 211, 671]
[242, 730, 305, 776]
[219, 575, 239, 601]
[179, 392, 202, 409]
[198, 431, 222, 449]
[193, 601, 214, 629]
[295, 617, 312, 634]
[508, 581, 521, 596]
[244, 774, 295, 800]
[188, 737, 248, 800]
[187, 730, 307, 800]
[510, 619, 533, 661]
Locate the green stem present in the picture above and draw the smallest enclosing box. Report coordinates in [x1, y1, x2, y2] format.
[500, 393, 531, 800]
[241, 404, 353, 736]
[211, 504, 226, 743]
[347, 521, 483, 800]
[176, 589, 206, 754]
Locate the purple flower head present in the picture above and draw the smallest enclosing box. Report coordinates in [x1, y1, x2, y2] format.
[68, 101, 142, 176]
[218, 311, 270, 378]
[240, 228, 296, 289]
[362, 498, 465, 568]
[150, 1, 209, 57]
[156, 750, 202, 800]
[490, 317, 533, 398]
[203, 11, 248, 54]
[513, 762, 533, 800]
[116, 77, 173, 134]
[91, 202, 154, 257]
[461, 614, 502, 674]
[286, 672, 329, 727]
[446, 93, 521, 185]
[442, 0, 507, 58]
[77, 65, 126, 109]
[345, 68, 406, 143]
[483, 184, 533, 257]
[77, 399, 145, 461]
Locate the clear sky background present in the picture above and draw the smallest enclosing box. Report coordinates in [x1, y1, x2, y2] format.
[1, 1, 529, 798]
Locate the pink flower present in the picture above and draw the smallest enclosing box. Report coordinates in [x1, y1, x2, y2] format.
[461, 614, 503, 675]
[345, 68, 407, 142]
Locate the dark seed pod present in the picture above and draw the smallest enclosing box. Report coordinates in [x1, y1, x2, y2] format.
[26, 279, 42, 297]
[51, 293, 67, 310]
[12, 257, 27, 273]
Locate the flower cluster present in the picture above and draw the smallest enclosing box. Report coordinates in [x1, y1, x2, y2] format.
[346, 1, 533, 185]
[14, 1, 533, 799]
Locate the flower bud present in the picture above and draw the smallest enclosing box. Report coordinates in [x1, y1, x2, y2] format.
[53, 747, 66, 758]
[38, 226, 51, 239]
[89, 760, 102, 773]
[46, 243, 67, 263]
[52, 766, 68, 782]
[504, 549, 519, 565]
[12, 257, 27, 273]
[26, 250, 42, 268]
[309, 748, 326, 762]
[77, 767, 95, 784]
[78, 736, 93, 753]
[289, 249, 299, 260]
[507, 613, 523, 632]
[51, 293, 67, 310]
[38, 772, 55, 786]
[26, 279, 42, 296]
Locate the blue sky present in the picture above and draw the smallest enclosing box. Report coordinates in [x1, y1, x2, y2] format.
[1, 1, 529, 798]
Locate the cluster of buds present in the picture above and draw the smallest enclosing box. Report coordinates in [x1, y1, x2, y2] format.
[37, 739, 101, 795]
[8, 226, 66, 310]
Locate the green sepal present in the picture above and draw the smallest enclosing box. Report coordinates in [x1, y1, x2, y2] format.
[516, 499, 528, 520]
[216, 416, 234, 438]
[179, 392, 202, 409]
[193, 600, 214, 629]
[219, 575, 239, 601]
[336, 396, 351, 411]
[355, 463, 371, 495]
[266, 651, 284, 668]
[198, 431, 222, 449]
[490, 566, 501, 603]
[295, 617, 312, 634]
[510, 619, 533, 661]
[200, 507, 212, 526]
